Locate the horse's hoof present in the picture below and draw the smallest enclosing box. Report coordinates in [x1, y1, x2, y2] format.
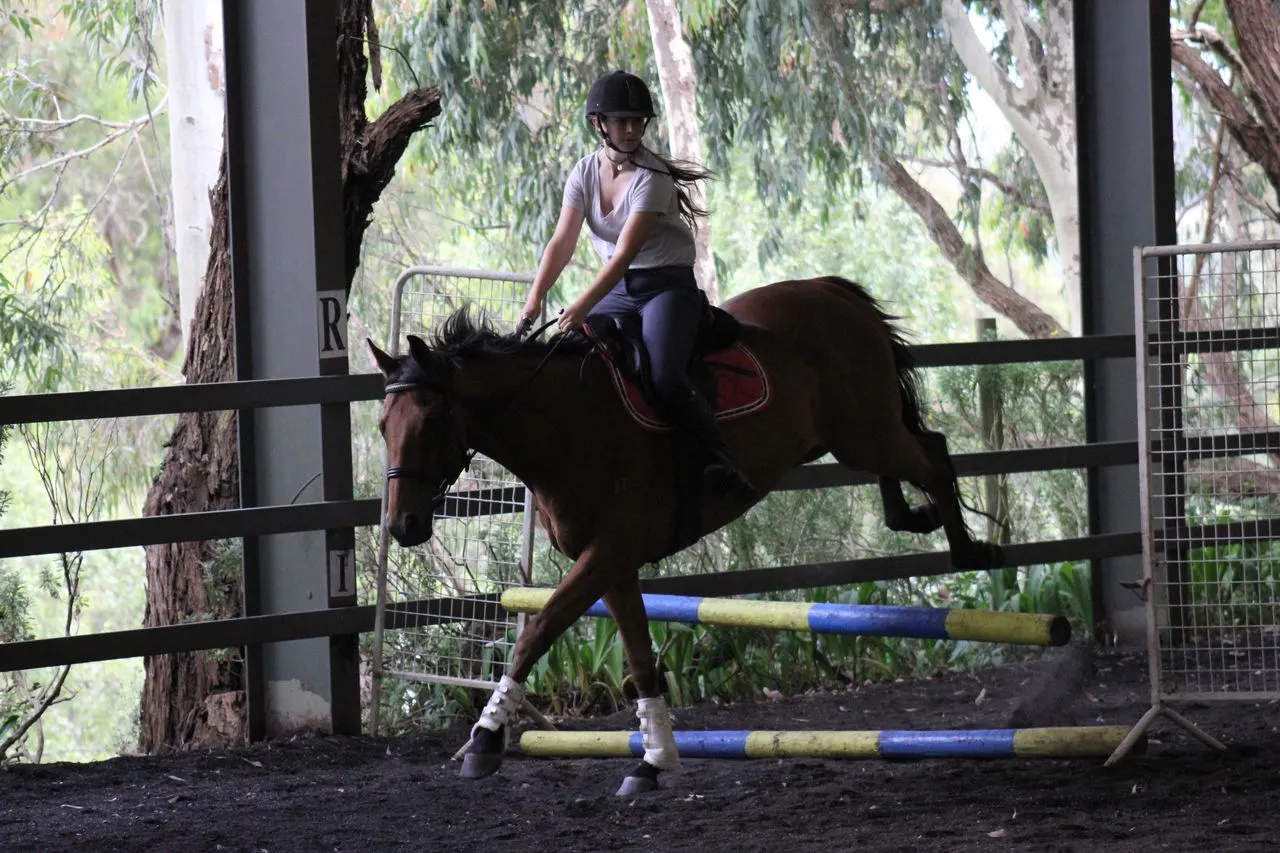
[616, 774, 660, 797]
[616, 761, 662, 797]
[458, 727, 505, 779]
[459, 751, 504, 779]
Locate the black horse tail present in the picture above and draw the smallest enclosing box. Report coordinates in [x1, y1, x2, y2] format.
[825, 276, 926, 436]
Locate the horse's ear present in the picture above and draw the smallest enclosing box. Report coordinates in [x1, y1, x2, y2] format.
[406, 334, 446, 388]
[367, 339, 399, 376]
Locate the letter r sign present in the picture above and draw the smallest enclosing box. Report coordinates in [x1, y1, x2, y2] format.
[317, 290, 348, 359]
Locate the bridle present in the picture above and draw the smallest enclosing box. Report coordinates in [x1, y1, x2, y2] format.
[382, 380, 475, 510]
[381, 316, 566, 510]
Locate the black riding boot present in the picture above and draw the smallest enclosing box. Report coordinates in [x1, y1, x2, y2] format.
[660, 387, 758, 499]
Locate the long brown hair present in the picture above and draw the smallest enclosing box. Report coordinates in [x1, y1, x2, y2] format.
[630, 145, 714, 231]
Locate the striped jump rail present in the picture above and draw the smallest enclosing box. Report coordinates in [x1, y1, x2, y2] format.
[500, 589, 1071, 647]
[520, 727, 1139, 761]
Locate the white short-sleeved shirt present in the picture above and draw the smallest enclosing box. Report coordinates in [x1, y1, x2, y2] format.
[562, 147, 697, 269]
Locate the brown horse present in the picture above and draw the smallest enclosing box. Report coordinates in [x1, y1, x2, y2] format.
[369, 275, 1002, 795]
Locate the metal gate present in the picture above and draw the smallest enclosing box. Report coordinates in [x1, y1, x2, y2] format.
[369, 266, 538, 735]
[1112, 239, 1280, 762]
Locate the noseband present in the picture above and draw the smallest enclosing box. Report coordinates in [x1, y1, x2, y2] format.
[383, 380, 475, 508]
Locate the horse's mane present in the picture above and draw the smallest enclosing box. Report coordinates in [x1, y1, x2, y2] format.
[428, 305, 591, 361]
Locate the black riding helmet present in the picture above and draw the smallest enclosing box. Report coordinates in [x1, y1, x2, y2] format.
[586, 70, 656, 155]
[584, 70, 657, 119]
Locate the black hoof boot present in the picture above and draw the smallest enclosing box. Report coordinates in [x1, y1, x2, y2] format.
[459, 726, 506, 779]
[616, 761, 662, 797]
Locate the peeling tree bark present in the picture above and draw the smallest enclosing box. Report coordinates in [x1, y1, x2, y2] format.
[139, 1, 441, 752]
[645, 0, 719, 303]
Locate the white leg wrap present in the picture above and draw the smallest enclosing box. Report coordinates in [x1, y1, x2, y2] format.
[636, 697, 681, 771]
[471, 675, 525, 739]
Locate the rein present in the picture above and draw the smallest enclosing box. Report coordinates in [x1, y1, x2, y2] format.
[382, 316, 569, 504]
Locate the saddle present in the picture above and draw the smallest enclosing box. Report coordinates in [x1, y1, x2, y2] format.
[582, 302, 771, 430]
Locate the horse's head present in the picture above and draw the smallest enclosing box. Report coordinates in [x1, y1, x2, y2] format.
[368, 335, 471, 547]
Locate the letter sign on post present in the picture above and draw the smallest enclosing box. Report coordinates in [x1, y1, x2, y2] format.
[328, 548, 355, 600]
[316, 289, 348, 360]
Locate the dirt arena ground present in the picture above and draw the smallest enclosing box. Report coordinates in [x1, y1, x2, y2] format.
[2, 647, 1277, 852]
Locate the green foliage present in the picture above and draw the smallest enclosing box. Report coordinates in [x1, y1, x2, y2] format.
[379, 0, 641, 249]
[1182, 527, 1280, 630]
[983, 136, 1054, 264]
[689, 0, 960, 205]
[55, 0, 163, 102]
[0, 378, 33, 648]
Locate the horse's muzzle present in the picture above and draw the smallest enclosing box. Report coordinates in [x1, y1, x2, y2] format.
[387, 511, 433, 547]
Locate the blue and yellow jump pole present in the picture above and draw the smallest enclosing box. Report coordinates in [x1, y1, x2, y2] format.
[520, 727, 1137, 761]
[500, 589, 1071, 647]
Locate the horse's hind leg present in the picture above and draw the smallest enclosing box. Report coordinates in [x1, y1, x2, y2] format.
[460, 542, 625, 780]
[834, 426, 1002, 570]
[879, 476, 942, 533]
[602, 574, 679, 797]
[878, 431, 950, 534]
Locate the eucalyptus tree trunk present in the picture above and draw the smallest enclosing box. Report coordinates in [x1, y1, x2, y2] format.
[646, 0, 719, 303]
[162, 0, 225, 353]
[939, 0, 1079, 334]
[140, 1, 441, 752]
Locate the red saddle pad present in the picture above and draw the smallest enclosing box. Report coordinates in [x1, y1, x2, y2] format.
[600, 342, 772, 432]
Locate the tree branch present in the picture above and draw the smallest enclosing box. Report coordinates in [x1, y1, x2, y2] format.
[877, 155, 1067, 338]
[341, 86, 442, 291]
[807, 0, 1066, 338]
[1170, 40, 1280, 204]
[901, 155, 1051, 216]
[2, 123, 133, 190]
[0, 665, 71, 759]
[1186, 0, 1211, 30]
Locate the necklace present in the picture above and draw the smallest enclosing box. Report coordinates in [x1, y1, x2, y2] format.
[601, 150, 627, 179]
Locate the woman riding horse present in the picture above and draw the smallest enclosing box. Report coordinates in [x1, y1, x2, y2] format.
[518, 69, 755, 500]
[371, 73, 1003, 798]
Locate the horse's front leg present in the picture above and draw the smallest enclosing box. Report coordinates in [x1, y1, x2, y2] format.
[602, 573, 679, 797]
[459, 541, 624, 780]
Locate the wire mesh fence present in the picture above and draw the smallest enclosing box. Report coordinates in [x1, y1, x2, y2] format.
[1138, 240, 1280, 702]
[371, 267, 536, 725]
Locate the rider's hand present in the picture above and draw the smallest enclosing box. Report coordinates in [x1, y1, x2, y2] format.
[518, 293, 543, 330]
[558, 299, 590, 333]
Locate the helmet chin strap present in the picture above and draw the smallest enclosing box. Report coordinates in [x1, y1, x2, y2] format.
[593, 117, 649, 158]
